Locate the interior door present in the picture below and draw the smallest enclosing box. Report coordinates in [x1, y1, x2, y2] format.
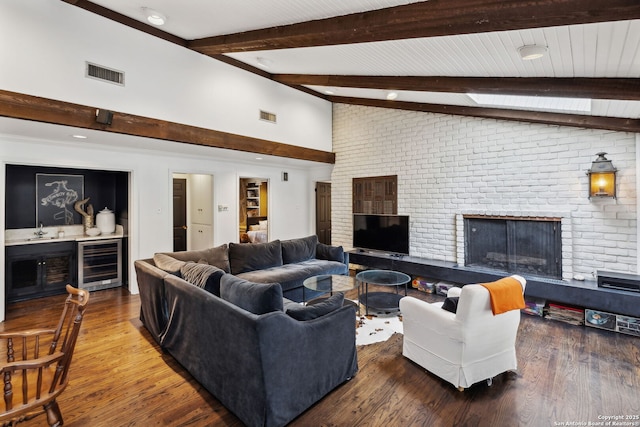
[173, 178, 187, 251]
[316, 182, 332, 244]
[239, 178, 268, 242]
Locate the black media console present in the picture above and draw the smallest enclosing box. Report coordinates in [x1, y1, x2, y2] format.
[348, 250, 640, 318]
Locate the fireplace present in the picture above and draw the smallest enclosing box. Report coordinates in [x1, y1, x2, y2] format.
[463, 215, 562, 279]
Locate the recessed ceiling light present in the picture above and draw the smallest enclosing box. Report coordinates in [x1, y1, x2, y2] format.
[255, 157, 263, 160]
[72, 134, 88, 139]
[325, 89, 335, 95]
[518, 45, 548, 60]
[142, 7, 166, 26]
[386, 91, 399, 101]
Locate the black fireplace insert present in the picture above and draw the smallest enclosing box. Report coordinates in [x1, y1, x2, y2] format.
[464, 216, 562, 279]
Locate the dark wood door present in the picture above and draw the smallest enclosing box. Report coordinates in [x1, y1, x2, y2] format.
[173, 178, 187, 252]
[316, 182, 331, 244]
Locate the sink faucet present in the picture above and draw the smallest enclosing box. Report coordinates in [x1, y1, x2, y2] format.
[34, 222, 48, 238]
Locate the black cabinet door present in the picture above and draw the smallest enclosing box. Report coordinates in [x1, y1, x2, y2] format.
[5, 242, 76, 303]
[42, 251, 75, 290]
[6, 256, 41, 301]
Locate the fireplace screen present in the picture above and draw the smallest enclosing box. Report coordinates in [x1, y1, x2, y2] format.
[464, 217, 562, 279]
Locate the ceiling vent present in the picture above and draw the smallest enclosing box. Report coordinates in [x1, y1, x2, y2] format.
[86, 62, 124, 86]
[259, 110, 277, 124]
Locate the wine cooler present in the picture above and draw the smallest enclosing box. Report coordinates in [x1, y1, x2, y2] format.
[78, 239, 122, 291]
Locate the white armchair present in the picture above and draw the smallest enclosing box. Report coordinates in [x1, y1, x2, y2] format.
[400, 275, 526, 391]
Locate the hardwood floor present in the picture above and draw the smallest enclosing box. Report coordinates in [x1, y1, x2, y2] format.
[1, 286, 638, 427]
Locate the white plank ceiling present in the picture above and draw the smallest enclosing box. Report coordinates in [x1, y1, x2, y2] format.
[43, 1, 640, 120]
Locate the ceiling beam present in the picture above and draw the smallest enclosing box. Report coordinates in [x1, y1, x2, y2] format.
[188, 0, 640, 54]
[60, 1, 640, 132]
[331, 96, 640, 133]
[61, 0, 186, 47]
[0, 90, 335, 164]
[273, 75, 640, 101]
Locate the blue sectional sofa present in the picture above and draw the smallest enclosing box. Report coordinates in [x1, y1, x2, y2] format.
[134, 235, 357, 427]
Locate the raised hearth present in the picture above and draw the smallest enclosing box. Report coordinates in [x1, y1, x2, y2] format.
[348, 250, 640, 318]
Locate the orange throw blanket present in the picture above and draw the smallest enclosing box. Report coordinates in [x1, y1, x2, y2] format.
[481, 277, 525, 315]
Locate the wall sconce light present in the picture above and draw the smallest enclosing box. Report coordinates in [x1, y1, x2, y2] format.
[587, 152, 617, 199]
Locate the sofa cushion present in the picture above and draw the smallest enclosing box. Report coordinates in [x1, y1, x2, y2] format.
[298, 259, 349, 277]
[228, 240, 283, 274]
[236, 259, 348, 295]
[220, 275, 283, 315]
[180, 262, 225, 296]
[281, 235, 318, 264]
[286, 293, 345, 321]
[159, 244, 231, 273]
[153, 253, 186, 275]
[236, 263, 309, 292]
[316, 243, 345, 263]
[282, 298, 302, 312]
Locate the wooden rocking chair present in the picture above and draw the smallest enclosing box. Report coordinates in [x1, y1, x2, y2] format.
[0, 285, 90, 427]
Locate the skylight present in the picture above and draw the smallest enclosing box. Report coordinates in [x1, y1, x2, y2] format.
[467, 93, 592, 114]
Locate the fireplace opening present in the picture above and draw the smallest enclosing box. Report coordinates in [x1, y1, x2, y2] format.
[464, 216, 562, 279]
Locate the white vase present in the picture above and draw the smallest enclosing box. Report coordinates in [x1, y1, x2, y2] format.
[96, 207, 116, 234]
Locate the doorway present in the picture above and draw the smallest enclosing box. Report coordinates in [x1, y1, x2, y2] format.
[172, 178, 187, 251]
[172, 173, 214, 252]
[239, 178, 268, 243]
[316, 182, 331, 244]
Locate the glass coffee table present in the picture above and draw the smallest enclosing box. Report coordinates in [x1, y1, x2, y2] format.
[302, 274, 356, 305]
[356, 269, 411, 315]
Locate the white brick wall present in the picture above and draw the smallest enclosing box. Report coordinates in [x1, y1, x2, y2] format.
[332, 104, 637, 280]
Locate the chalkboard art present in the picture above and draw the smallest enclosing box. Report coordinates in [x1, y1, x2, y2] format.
[36, 174, 84, 226]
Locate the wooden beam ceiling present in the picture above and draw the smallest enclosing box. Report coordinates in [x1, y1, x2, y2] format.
[188, 0, 640, 54]
[0, 90, 336, 164]
[273, 75, 640, 101]
[62, 0, 186, 47]
[51, 0, 640, 149]
[331, 96, 640, 133]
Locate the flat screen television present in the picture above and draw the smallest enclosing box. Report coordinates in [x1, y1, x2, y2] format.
[353, 214, 410, 255]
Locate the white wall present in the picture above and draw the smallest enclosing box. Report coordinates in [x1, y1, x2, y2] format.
[0, 135, 333, 320]
[0, 1, 336, 321]
[0, 0, 331, 151]
[332, 104, 638, 280]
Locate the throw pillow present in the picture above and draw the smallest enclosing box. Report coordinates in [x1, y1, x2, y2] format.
[286, 293, 345, 321]
[180, 262, 225, 296]
[442, 296, 459, 313]
[316, 243, 344, 263]
[228, 240, 283, 274]
[281, 235, 318, 264]
[220, 275, 283, 315]
[153, 253, 185, 275]
[158, 244, 230, 273]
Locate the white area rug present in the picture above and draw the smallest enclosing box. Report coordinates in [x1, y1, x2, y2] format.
[355, 307, 403, 346]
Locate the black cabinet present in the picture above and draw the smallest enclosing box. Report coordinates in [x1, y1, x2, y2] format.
[5, 242, 76, 303]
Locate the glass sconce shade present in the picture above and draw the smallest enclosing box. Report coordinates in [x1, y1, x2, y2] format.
[587, 152, 617, 198]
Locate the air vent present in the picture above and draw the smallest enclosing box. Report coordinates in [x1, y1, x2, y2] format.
[259, 110, 277, 123]
[86, 62, 124, 86]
